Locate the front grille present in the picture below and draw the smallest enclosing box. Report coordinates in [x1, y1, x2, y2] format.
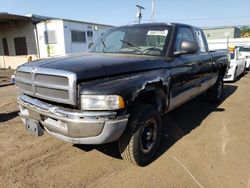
[15, 66, 77, 106]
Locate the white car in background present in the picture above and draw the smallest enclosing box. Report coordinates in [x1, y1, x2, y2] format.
[224, 47, 246, 82]
[237, 46, 250, 70]
[245, 56, 250, 70]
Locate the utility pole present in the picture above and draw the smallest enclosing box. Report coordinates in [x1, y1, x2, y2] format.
[152, 0, 155, 22]
[136, 5, 145, 24]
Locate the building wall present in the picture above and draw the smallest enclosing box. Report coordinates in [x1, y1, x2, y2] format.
[0, 55, 38, 69]
[0, 22, 38, 69]
[207, 38, 250, 50]
[234, 28, 241, 38]
[63, 20, 90, 54]
[203, 27, 241, 40]
[63, 20, 109, 54]
[36, 20, 65, 58]
[37, 20, 111, 58]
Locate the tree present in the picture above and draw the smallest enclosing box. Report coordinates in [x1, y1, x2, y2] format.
[240, 26, 250, 38]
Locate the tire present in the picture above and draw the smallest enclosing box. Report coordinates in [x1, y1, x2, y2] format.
[207, 76, 224, 104]
[233, 67, 237, 82]
[243, 63, 246, 75]
[119, 104, 162, 166]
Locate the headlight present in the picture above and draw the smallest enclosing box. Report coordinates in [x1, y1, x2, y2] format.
[81, 95, 125, 110]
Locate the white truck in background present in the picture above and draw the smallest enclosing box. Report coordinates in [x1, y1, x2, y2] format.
[224, 47, 246, 82]
[237, 46, 250, 70]
[207, 39, 250, 70]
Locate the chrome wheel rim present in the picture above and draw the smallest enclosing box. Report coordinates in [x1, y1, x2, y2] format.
[140, 119, 158, 154]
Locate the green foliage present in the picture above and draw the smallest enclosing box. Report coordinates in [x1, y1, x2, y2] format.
[240, 26, 250, 37]
[240, 26, 250, 35]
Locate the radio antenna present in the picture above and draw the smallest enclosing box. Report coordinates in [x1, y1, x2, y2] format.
[136, 5, 145, 24]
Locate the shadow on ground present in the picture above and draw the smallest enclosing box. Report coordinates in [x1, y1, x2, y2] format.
[0, 84, 13, 88]
[75, 141, 122, 159]
[0, 111, 19, 123]
[74, 84, 237, 164]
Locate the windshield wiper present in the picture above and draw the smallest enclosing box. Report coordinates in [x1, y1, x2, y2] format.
[120, 39, 141, 51]
[100, 38, 106, 48]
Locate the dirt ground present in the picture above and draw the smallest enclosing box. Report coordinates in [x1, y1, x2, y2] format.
[0, 71, 250, 188]
[0, 69, 15, 87]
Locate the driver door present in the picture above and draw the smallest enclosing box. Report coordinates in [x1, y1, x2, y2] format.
[169, 26, 201, 110]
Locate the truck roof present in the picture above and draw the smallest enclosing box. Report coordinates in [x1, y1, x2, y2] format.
[124, 22, 202, 30]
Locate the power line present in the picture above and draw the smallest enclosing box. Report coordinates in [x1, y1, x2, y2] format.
[151, 0, 155, 22]
[166, 16, 250, 21]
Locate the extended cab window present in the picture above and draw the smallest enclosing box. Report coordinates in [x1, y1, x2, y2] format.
[175, 27, 195, 52]
[194, 29, 207, 53]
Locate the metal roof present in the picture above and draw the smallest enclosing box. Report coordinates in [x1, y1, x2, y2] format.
[0, 12, 113, 27]
[61, 18, 113, 28]
[202, 26, 240, 30]
[0, 12, 31, 23]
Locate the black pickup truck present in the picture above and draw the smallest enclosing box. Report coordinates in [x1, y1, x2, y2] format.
[16, 23, 229, 166]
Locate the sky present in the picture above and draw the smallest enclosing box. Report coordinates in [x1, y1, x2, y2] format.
[0, 0, 250, 27]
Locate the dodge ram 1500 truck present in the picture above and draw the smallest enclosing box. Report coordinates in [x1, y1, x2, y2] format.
[16, 23, 229, 166]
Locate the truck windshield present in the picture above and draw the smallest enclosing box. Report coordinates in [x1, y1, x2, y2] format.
[89, 25, 171, 57]
[239, 47, 250, 52]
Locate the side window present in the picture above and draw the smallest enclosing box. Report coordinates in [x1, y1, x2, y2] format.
[44, 30, 57, 44]
[194, 29, 206, 53]
[175, 27, 195, 52]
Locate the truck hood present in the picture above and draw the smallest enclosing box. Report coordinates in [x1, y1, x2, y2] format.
[21, 53, 167, 81]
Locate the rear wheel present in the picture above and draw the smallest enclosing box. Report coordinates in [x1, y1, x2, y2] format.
[118, 104, 161, 166]
[207, 76, 224, 104]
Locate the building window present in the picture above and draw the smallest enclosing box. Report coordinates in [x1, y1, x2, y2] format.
[44, 30, 57, 44]
[207, 32, 211, 38]
[14, 37, 28, 55]
[2, 38, 9, 56]
[71, 30, 86, 43]
[87, 31, 93, 38]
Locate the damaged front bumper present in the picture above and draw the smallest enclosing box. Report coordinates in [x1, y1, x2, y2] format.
[18, 95, 128, 144]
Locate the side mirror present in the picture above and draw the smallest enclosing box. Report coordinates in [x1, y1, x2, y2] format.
[174, 41, 198, 56]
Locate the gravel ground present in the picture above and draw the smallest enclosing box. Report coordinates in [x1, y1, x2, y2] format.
[0, 72, 250, 188]
[0, 69, 15, 87]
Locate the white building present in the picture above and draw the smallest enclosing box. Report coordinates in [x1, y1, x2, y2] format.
[0, 13, 39, 69]
[207, 38, 250, 50]
[37, 19, 111, 58]
[0, 13, 112, 69]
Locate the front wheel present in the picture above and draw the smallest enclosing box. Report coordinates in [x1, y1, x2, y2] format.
[243, 63, 247, 75]
[233, 67, 238, 81]
[118, 104, 162, 166]
[207, 77, 224, 104]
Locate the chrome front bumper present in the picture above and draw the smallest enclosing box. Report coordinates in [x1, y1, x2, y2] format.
[18, 95, 128, 144]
